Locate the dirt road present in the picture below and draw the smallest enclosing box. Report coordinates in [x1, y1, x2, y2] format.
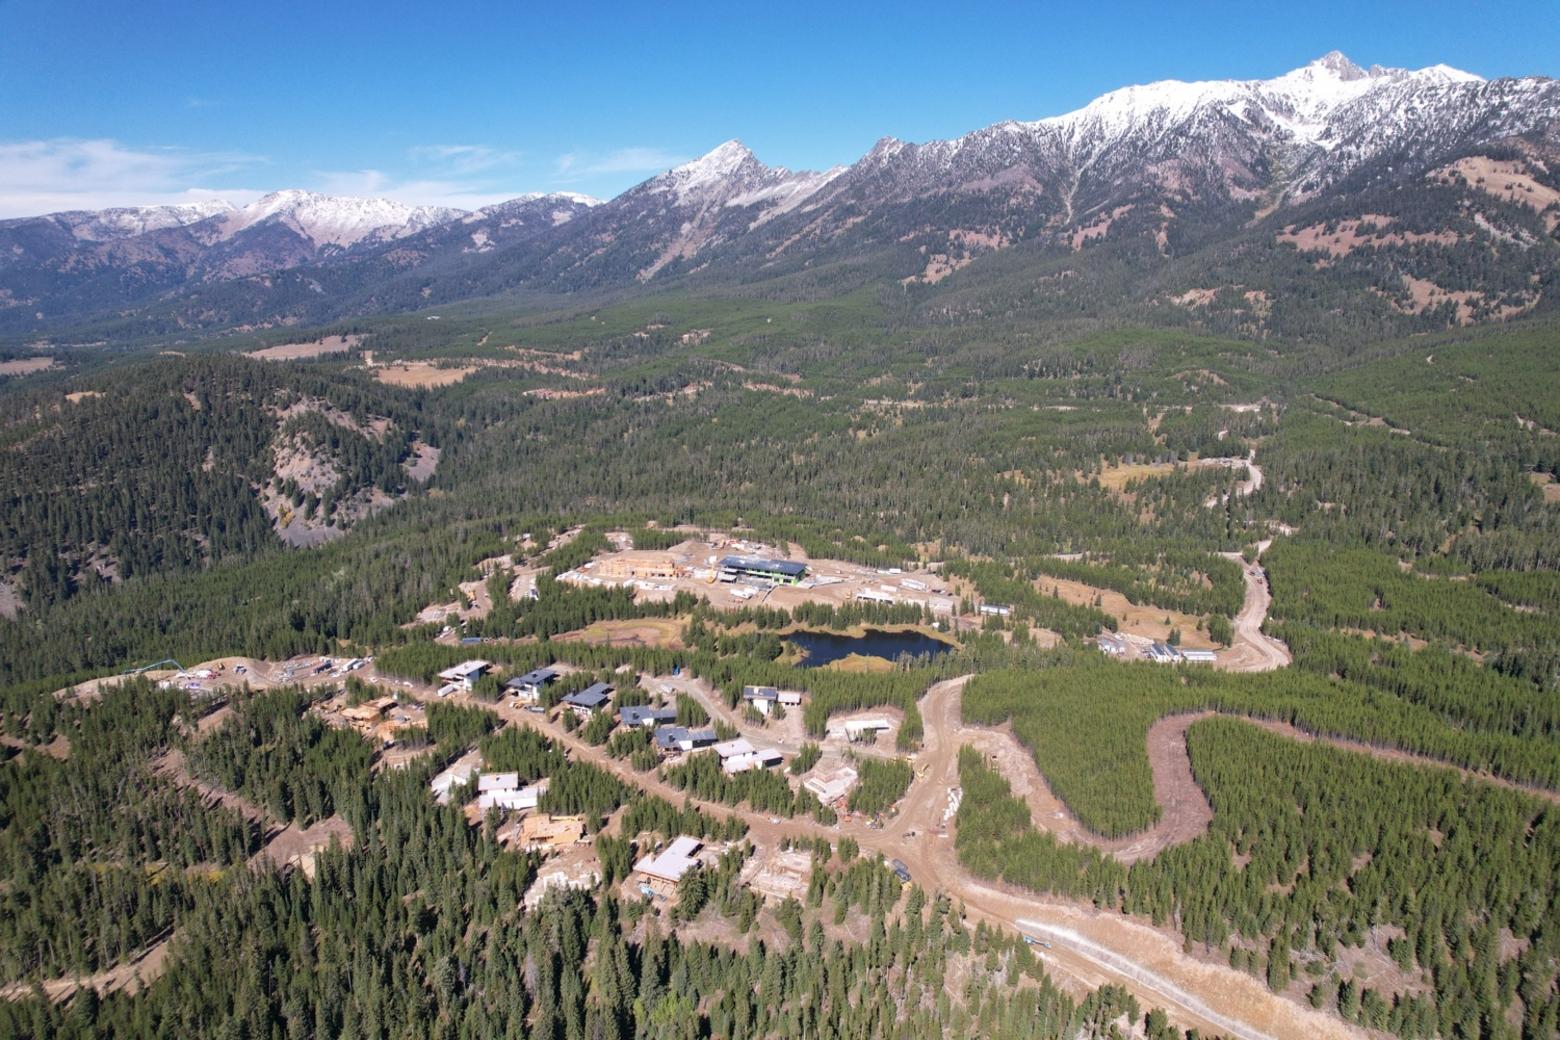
[883, 678, 1360, 1040]
[427, 677, 1362, 1040]
[1216, 543, 1291, 672]
[1203, 449, 1265, 508]
[0, 933, 173, 1003]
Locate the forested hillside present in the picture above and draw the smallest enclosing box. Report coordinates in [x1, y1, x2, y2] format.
[0, 356, 443, 612]
[0, 245, 1556, 1040]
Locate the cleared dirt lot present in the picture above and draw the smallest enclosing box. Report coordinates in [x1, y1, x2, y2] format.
[244, 334, 361, 361]
[0, 932, 174, 1002]
[556, 617, 685, 648]
[372, 362, 475, 387]
[1041, 575, 1216, 649]
[564, 534, 959, 618]
[0, 356, 55, 376]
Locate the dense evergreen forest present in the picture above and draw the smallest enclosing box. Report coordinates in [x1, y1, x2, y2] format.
[1, 289, 1557, 1038]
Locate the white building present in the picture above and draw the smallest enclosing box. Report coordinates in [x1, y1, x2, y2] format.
[436, 660, 491, 692]
[430, 755, 481, 805]
[713, 737, 756, 761]
[478, 781, 547, 812]
[803, 765, 859, 805]
[634, 836, 704, 891]
[722, 748, 784, 774]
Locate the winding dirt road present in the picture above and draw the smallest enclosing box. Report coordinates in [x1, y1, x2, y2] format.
[1216, 542, 1292, 672]
[438, 678, 1360, 1040]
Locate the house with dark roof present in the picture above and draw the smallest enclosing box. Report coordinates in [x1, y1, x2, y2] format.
[562, 682, 613, 719]
[620, 704, 678, 728]
[505, 666, 560, 704]
[653, 725, 717, 754]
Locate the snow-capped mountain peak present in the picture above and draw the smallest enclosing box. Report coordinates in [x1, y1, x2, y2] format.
[213, 190, 466, 248]
[651, 140, 772, 204]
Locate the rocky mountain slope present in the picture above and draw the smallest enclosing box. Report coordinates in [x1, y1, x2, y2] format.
[3, 53, 1557, 339]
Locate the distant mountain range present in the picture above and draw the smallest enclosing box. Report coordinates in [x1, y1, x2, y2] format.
[4, 51, 1558, 340]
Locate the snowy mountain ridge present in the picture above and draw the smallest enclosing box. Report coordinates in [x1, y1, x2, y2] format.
[2, 51, 1557, 337]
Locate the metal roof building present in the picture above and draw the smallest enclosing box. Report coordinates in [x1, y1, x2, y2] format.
[477, 772, 520, 792]
[620, 705, 678, 728]
[634, 836, 704, 885]
[562, 683, 613, 712]
[717, 555, 807, 585]
[654, 726, 717, 752]
[505, 666, 559, 693]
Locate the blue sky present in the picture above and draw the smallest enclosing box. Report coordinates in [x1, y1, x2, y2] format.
[1, 0, 1556, 216]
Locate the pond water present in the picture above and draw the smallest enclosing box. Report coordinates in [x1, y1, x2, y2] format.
[787, 628, 955, 668]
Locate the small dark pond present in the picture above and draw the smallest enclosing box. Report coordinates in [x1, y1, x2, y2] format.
[787, 628, 955, 668]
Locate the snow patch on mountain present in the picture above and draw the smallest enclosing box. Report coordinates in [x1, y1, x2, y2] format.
[209, 190, 465, 248]
[62, 201, 237, 241]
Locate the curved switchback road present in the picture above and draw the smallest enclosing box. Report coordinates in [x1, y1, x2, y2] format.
[459, 676, 1362, 1040]
[57, 638, 1559, 1037]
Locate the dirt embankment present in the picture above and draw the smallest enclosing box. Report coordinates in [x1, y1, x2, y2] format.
[0, 932, 174, 1003]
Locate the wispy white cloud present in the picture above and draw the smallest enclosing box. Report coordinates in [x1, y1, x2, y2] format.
[408, 143, 522, 175]
[555, 146, 689, 178]
[0, 136, 649, 219]
[0, 138, 267, 218]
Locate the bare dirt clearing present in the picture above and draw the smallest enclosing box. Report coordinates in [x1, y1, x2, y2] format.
[0, 579, 21, 620]
[556, 617, 685, 649]
[1529, 471, 1560, 503]
[1039, 575, 1216, 649]
[373, 362, 475, 387]
[0, 357, 55, 376]
[1431, 156, 1560, 230]
[245, 334, 361, 361]
[243, 339, 361, 364]
[154, 748, 282, 833]
[250, 816, 354, 877]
